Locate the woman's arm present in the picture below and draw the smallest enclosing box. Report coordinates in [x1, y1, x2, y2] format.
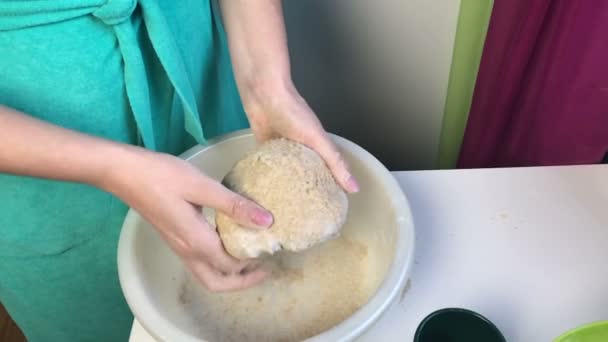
[217, 0, 291, 106]
[0, 105, 129, 187]
[219, 0, 359, 193]
[0, 105, 270, 291]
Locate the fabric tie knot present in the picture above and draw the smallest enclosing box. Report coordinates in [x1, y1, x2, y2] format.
[92, 0, 137, 25]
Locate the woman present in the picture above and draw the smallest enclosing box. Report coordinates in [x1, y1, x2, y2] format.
[0, 0, 359, 340]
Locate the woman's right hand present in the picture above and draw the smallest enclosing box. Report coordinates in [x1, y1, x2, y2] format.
[0, 106, 269, 291]
[104, 147, 274, 292]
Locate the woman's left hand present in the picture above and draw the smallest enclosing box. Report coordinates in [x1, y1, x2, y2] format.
[242, 83, 359, 194]
[218, 0, 357, 193]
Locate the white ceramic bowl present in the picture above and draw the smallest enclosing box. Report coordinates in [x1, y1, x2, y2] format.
[118, 130, 415, 341]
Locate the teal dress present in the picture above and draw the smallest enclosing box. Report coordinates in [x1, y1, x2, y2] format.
[0, 0, 248, 340]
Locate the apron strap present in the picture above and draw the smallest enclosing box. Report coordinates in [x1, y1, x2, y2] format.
[138, 0, 207, 145]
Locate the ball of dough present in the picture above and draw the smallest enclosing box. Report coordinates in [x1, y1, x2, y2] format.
[216, 138, 348, 260]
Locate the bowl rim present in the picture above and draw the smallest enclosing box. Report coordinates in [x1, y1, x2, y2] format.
[553, 320, 608, 342]
[117, 129, 416, 342]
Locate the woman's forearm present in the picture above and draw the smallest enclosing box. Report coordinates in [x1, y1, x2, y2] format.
[0, 105, 138, 189]
[219, 0, 295, 108]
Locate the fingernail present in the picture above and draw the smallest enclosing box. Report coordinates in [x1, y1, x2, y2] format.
[252, 208, 273, 228]
[346, 175, 360, 193]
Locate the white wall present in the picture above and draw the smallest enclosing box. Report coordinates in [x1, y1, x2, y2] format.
[283, 0, 461, 170]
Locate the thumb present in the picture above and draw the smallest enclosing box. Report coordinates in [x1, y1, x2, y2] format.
[189, 174, 273, 229]
[221, 190, 274, 229]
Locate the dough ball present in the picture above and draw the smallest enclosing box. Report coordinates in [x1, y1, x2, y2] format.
[216, 138, 348, 259]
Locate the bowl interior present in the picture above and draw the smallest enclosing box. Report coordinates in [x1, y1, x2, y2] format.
[119, 131, 414, 342]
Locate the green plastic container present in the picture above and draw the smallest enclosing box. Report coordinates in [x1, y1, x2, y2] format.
[414, 308, 506, 342]
[554, 321, 608, 342]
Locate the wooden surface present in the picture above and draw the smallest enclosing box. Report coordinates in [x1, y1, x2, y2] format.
[0, 303, 25, 342]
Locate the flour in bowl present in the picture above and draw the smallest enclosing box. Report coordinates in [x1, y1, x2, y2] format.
[178, 235, 374, 342]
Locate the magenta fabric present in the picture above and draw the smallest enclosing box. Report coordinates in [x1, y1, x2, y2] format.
[458, 0, 608, 168]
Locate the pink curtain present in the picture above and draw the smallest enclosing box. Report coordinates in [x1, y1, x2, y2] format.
[458, 0, 608, 168]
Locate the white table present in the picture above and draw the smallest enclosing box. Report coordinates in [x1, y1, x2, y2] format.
[130, 165, 608, 342]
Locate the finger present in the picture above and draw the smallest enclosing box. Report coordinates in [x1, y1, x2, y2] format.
[202, 233, 252, 274]
[308, 131, 360, 193]
[189, 261, 269, 292]
[152, 202, 206, 258]
[188, 176, 273, 229]
[160, 201, 247, 273]
[181, 206, 253, 273]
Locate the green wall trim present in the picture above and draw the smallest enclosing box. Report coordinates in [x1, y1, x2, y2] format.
[436, 0, 494, 169]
